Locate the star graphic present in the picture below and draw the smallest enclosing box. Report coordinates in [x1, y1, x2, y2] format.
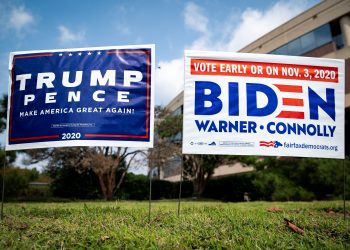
[59, 53, 63, 56]
[78, 52, 82, 56]
[97, 51, 101, 55]
[68, 53, 73, 56]
[87, 52, 92, 55]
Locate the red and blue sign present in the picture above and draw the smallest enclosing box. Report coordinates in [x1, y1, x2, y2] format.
[183, 50, 345, 159]
[6, 45, 155, 150]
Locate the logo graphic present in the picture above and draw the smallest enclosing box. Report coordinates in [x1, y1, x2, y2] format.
[259, 141, 282, 148]
[209, 141, 216, 146]
[190, 141, 207, 146]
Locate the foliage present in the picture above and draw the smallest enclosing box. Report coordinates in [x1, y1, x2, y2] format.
[203, 173, 258, 201]
[253, 171, 315, 201]
[183, 154, 223, 197]
[0, 201, 348, 249]
[199, 157, 350, 202]
[0, 94, 16, 166]
[0, 94, 8, 133]
[0, 167, 39, 197]
[155, 110, 226, 197]
[156, 114, 182, 139]
[0, 94, 17, 170]
[250, 157, 350, 201]
[25, 147, 143, 200]
[0, 149, 16, 169]
[46, 163, 100, 199]
[118, 173, 149, 200]
[117, 173, 193, 200]
[296, 158, 349, 199]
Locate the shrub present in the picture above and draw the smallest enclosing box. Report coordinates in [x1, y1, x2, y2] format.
[0, 167, 39, 197]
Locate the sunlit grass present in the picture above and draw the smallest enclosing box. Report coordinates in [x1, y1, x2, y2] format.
[1, 200, 349, 249]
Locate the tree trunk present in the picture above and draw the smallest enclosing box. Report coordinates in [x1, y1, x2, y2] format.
[106, 168, 116, 200]
[116, 169, 127, 190]
[96, 172, 115, 200]
[97, 173, 108, 200]
[193, 165, 210, 198]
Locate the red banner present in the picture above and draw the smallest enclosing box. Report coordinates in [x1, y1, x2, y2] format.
[191, 59, 338, 83]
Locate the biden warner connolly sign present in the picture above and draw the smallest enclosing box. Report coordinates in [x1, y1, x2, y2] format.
[183, 50, 345, 159]
[6, 45, 155, 150]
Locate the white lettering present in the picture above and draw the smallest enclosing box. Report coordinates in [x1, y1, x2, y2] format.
[90, 70, 116, 86]
[93, 90, 105, 102]
[118, 91, 129, 102]
[16, 74, 32, 91]
[124, 70, 142, 87]
[62, 71, 82, 87]
[37, 72, 55, 89]
[68, 91, 81, 102]
[24, 94, 35, 105]
[45, 92, 57, 103]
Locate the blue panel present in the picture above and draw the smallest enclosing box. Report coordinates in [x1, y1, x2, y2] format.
[9, 48, 152, 146]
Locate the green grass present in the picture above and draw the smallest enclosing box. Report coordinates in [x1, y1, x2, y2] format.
[0, 201, 349, 249]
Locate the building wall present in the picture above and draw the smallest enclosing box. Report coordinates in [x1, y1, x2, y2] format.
[240, 0, 350, 106]
[162, 163, 254, 182]
[240, 0, 350, 54]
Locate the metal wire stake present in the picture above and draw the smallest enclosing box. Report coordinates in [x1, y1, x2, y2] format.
[177, 155, 183, 217]
[1, 151, 6, 220]
[148, 164, 152, 224]
[343, 159, 346, 221]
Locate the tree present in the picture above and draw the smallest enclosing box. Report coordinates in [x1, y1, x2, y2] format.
[25, 146, 143, 200]
[147, 106, 182, 177]
[155, 109, 225, 197]
[79, 147, 143, 200]
[250, 156, 350, 200]
[46, 160, 100, 199]
[0, 94, 16, 167]
[0, 167, 39, 197]
[0, 94, 8, 133]
[183, 154, 223, 197]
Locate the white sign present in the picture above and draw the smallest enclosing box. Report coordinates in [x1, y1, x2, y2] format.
[183, 50, 344, 159]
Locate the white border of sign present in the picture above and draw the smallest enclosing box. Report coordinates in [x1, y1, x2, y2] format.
[6, 44, 155, 150]
[183, 50, 344, 159]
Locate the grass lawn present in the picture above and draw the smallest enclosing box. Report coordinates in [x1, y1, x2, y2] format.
[0, 200, 349, 249]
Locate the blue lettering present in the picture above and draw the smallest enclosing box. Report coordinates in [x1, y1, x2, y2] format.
[194, 120, 257, 133]
[228, 82, 239, 116]
[195, 120, 210, 131]
[246, 83, 278, 117]
[195, 81, 222, 115]
[308, 87, 335, 121]
[329, 126, 336, 137]
[267, 122, 276, 134]
[208, 122, 218, 132]
[219, 121, 227, 132]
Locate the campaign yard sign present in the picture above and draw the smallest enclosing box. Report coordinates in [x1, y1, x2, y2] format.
[183, 50, 345, 159]
[6, 45, 155, 150]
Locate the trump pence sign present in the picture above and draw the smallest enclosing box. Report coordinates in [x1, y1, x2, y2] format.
[6, 45, 155, 150]
[183, 50, 344, 159]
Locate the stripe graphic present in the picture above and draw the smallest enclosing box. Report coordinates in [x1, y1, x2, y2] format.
[275, 84, 304, 119]
[282, 98, 304, 106]
[259, 141, 275, 147]
[276, 111, 304, 119]
[274, 84, 303, 93]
